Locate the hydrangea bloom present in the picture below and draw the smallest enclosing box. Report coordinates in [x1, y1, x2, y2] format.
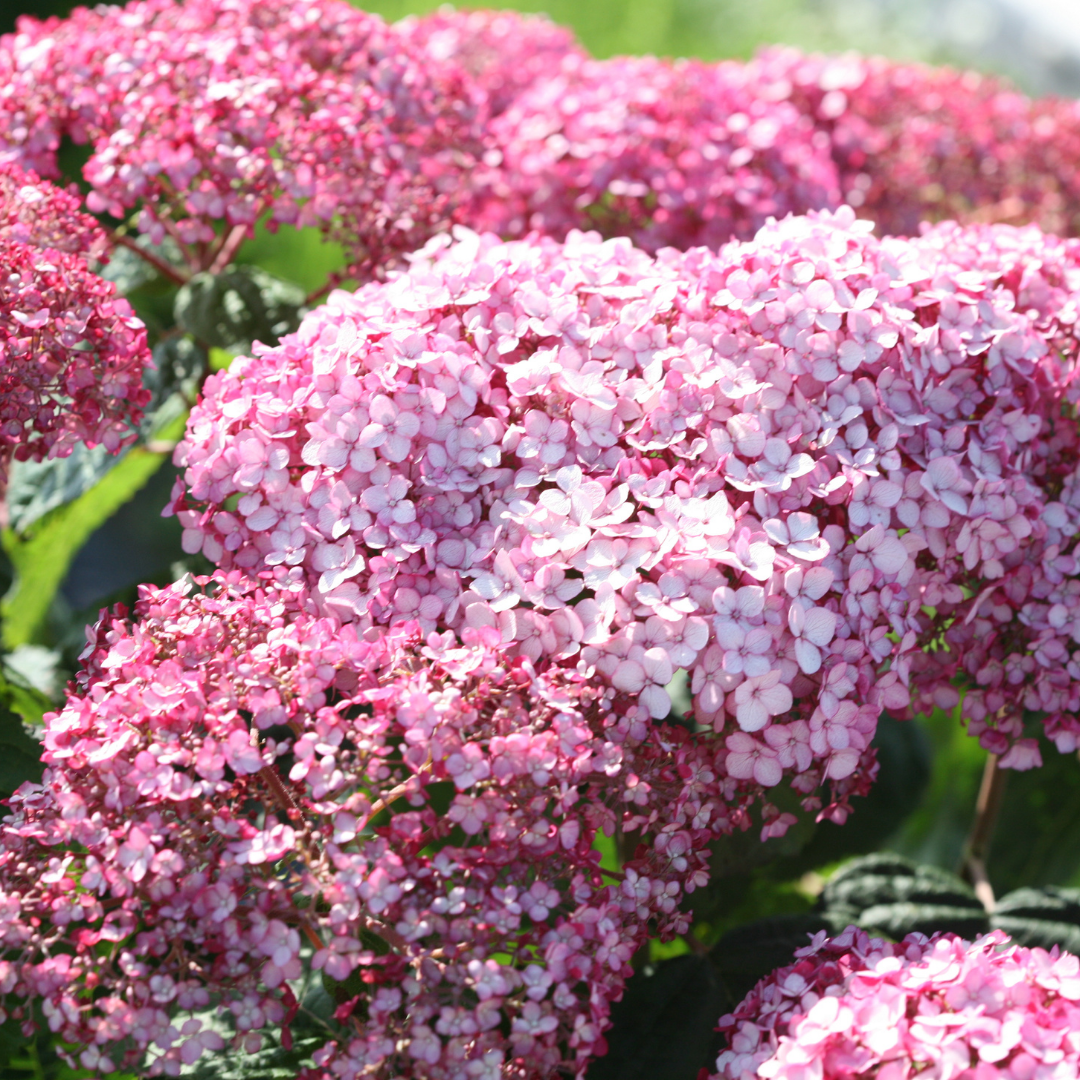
[0, 572, 738, 1077]
[713, 926, 1080, 1080]
[0, 160, 107, 258]
[750, 47, 1080, 239]
[886, 221, 1080, 765]
[402, 8, 584, 119]
[476, 53, 840, 250]
[0, 0, 481, 280]
[0, 163, 150, 464]
[172, 207, 1080, 809]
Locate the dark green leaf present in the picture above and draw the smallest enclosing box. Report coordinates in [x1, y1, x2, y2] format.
[821, 855, 982, 913]
[145, 336, 207, 410]
[816, 854, 989, 941]
[175, 266, 305, 355]
[178, 1036, 323, 1079]
[992, 887, 1080, 953]
[587, 955, 727, 1080]
[856, 902, 989, 940]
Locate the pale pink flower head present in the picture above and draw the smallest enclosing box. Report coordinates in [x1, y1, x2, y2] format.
[175, 208, 1080, 820]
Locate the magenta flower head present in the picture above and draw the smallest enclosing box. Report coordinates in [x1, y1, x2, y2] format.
[749, 47, 1080, 239]
[714, 926, 1080, 1080]
[0, 163, 150, 466]
[0, 0, 482, 279]
[0, 570, 737, 1077]
[402, 8, 585, 119]
[476, 53, 841, 249]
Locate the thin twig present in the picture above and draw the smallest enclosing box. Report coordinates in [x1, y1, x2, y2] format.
[365, 761, 432, 820]
[111, 232, 189, 286]
[960, 752, 1008, 912]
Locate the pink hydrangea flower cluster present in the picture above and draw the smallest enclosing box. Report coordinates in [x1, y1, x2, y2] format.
[0, 160, 107, 258]
[880, 221, 1080, 764]
[174, 216, 903, 819]
[0, 0, 481, 279]
[750, 47, 1080, 239]
[477, 52, 840, 251]
[169, 207, 1079, 812]
[0, 162, 150, 464]
[402, 8, 584, 120]
[713, 926, 1080, 1080]
[0, 571, 737, 1078]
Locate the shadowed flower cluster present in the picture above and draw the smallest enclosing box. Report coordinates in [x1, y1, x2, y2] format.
[0, 162, 150, 465]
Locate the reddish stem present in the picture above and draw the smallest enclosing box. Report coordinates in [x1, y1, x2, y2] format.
[111, 232, 189, 286]
[208, 223, 249, 274]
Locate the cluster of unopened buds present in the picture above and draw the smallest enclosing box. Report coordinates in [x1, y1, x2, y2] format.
[0, 162, 150, 466]
[0, 572, 737, 1077]
[714, 926, 1080, 1080]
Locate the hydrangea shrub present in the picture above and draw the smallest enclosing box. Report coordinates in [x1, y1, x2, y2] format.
[1, 3, 1080, 1079]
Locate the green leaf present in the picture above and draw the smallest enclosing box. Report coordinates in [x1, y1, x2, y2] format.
[821, 853, 982, 912]
[0, 684, 42, 794]
[208, 347, 237, 372]
[146, 336, 207, 408]
[2, 448, 168, 648]
[816, 854, 989, 941]
[6, 446, 119, 534]
[175, 266, 304, 355]
[235, 221, 346, 297]
[0, 662, 53, 727]
[586, 955, 727, 1080]
[177, 1036, 322, 1079]
[855, 902, 989, 940]
[992, 886, 1080, 953]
